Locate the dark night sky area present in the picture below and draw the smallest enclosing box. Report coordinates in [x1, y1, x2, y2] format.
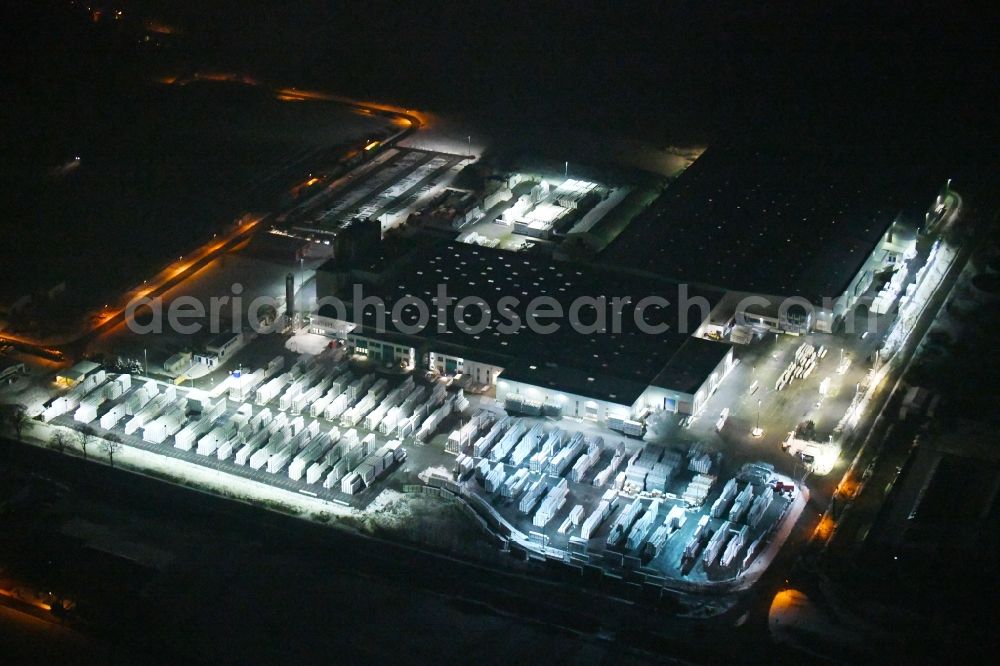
[4, 1, 996, 150]
[0, 1, 996, 298]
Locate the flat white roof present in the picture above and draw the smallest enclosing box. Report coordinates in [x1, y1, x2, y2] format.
[518, 202, 567, 228]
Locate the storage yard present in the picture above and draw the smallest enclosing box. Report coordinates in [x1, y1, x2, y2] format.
[27, 337, 799, 587]
[445, 413, 795, 584]
[37, 350, 449, 508]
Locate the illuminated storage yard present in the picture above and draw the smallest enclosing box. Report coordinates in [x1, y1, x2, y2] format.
[0, 67, 966, 607]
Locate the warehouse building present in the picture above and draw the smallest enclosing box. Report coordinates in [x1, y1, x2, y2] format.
[600, 144, 942, 334]
[313, 241, 735, 420]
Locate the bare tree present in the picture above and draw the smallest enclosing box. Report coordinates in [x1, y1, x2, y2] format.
[104, 434, 122, 468]
[1, 403, 30, 442]
[77, 426, 96, 461]
[50, 431, 69, 454]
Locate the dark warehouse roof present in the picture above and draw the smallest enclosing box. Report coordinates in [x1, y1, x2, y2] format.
[328, 240, 732, 400]
[600, 144, 944, 302]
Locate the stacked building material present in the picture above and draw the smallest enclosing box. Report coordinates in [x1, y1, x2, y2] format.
[532, 478, 569, 527]
[688, 452, 713, 475]
[205, 397, 226, 422]
[702, 521, 732, 566]
[247, 407, 273, 433]
[710, 478, 738, 517]
[644, 524, 671, 559]
[295, 376, 333, 415]
[452, 389, 469, 413]
[367, 377, 390, 400]
[489, 419, 526, 462]
[484, 462, 508, 493]
[415, 396, 454, 441]
[529, 429, 563, 472]
[741, 534, 766, 570]
[475, 458, 492, 482]
[346, 374, 377, 402]
[608, 416, 645, 437]
[624, 445, 662, 490]
[721, 525, 748, 567]
[341, 471, 363, 494]
[646, 505, 688, 558]
[558, 505, 585, 534]
[580, 489, 620, 540]
[266, 441, 297, 474]
[73, 395, 104, 424]
[341, 393, 377, 427]
[593, 446, 625, 487]
[323, 459, 349, 489]
[510, 422, 545, 466]
[256, 373, 292, 406]
[323, 393, 349, 421]
[664, 505, 688, 533]
[309, 389, 336, 419]
[518, 477, 548, 515]
[747, 487, 774, 527]
[289, 434, 333, 480]
[454, 453, 473, 479]
[216, 437, 237, 462]
[264, 355, 286, 378]
[99, 403, 127, 430]
[306, 460, 329, 485]
[123, 392, 170, 435]
[446, 408, 492, 454]
[606, 497, 643, 548]
[378, 406, 402, 436]
[495, 468, 524, 499]
[234, 428, 270, 465]
[571, 437, 602, 482]
[329, 371, 354, 399]
[548, 431, 585, 477]
[472, 416, 510, 458]
[144, 404, 186, 444]
[728, 483, 755, 523]
[681, 473, 716, 507]
[287, 415, 308, 437]
[504, 394, 542, 416]
[626, 499, 660, 551]
[682, 515, 711, 560]
[196, 426, 232, 457]
[104, 374, 132, 401]
[229, 369, 265, 403]
[250, 430, 288, 470]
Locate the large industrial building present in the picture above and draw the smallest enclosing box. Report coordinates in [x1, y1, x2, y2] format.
[305, 143, 947, 421]
[600, 144, 941, 334]
[312, 241, 736, 421]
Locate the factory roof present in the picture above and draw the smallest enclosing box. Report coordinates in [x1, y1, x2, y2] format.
[499, 360, 650, 406]
[600, 144, 943, 302]
[651, 337, 732, 395]
[336, 240, 730, 399]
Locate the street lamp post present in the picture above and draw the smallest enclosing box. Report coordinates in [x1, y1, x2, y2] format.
[751, 398, 764, 438]
[143, 348, 148, 376]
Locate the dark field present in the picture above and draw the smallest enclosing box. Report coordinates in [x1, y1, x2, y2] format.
[2, 78, 389, 308]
